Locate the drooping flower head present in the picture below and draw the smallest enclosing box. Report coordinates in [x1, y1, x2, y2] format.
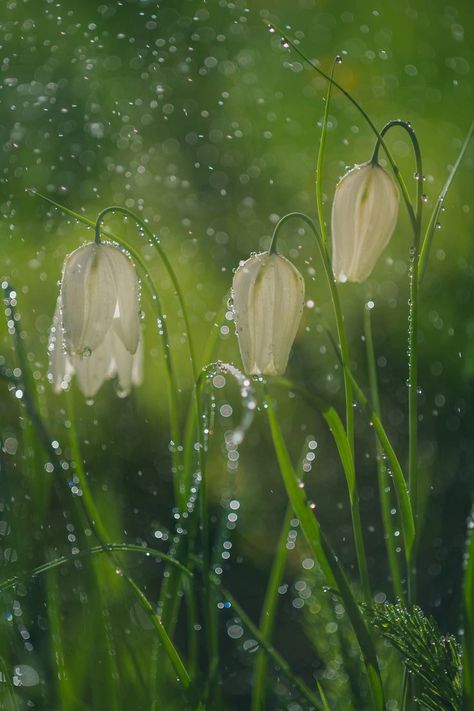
[331, 161, 399, 283]
[232, 251, 305, 376]
[48, 241, 143, 398]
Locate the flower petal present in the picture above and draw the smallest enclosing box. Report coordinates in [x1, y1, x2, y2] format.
[331, 162, 399, 283]
[102, 243, 140, 354]
[72, 328, 115, 398]
[61, 242, 117, 355]
[232, 252, 305, 376]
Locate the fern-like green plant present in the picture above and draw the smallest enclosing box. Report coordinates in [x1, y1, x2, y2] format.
[368, 602, 462, 710]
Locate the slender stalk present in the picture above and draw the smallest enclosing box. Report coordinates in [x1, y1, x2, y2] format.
[268, 23, 416, 231]
[364, 306, 404, 601]
[265, 397, 384, 710]
[371, 119, 424, 604]
[251, 505, 293, 711]
[270, 213, 371, 602]
[418, 120, 474, 281]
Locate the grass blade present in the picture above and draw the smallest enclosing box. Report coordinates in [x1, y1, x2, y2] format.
[419, 120, 474, 281]
[266, 397, 385, 711]
[364, 306, 404, 601]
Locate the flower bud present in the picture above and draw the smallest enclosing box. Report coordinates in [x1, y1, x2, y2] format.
[48, 241, 143, 398]
[331, 161, 399, 283]
[232, 251, 305, 376]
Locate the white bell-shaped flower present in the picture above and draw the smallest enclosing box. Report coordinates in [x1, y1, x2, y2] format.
[232, 251, 305, 376]
[48, 241, 143, 398]
[331, 161, 399, 283]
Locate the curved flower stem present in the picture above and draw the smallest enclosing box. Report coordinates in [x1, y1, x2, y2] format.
[272, 212, 354, 449]
[270, 212, 372, 603]
[269, 23, 416, 229]
[371, 119, 424, 605]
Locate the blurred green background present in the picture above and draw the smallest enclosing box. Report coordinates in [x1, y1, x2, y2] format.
[0, 0, 473, 708]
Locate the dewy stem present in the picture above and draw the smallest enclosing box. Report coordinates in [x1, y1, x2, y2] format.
[271, 212, 354, 450]
[370, 119, 424, 605]
[364, 306, 404, 601]
[271, 212, 372, 602]
[269, 23, 416, 230]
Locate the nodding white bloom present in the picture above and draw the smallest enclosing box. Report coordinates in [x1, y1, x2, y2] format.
[48, 241, 143, 398]
[232, 251, 305, 376]
[331, 161, 399, 283]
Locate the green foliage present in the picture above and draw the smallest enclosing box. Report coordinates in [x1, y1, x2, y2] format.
[368, 602, 463, 711]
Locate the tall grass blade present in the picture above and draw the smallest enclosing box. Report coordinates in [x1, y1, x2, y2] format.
[266, 397, 385, 711]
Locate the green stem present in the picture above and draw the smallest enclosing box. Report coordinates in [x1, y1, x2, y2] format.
[418, 120, 474, 281]
[251, 506, 293, 711]
[268, 24, 416, 230]
[370, 119, 424, 605]
[364, 305, 404, 601]
[265, 397, 384, 710]
[315, 57, 338, 249]
[270, 213, 371, 602]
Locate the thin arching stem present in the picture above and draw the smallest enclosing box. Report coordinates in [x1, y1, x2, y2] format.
[371, 121, 424, 605]
[269, 23, 416, 230]
[271, 212, 372, 603]
[271, 212, 354, 449]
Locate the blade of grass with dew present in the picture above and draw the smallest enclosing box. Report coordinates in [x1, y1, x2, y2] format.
[364, 306, 404, 601]
[346, 371, 415, 563]
[0, 544, 192, 594]
[265, 397, 385, 711]
[46, 568, 74, 710]
[273, 375, 372, 605]
[211, 578, 323, 711]
[317, 682, 332, 711]
[251, 505, 293, 711]
[419, 120, 474, 282]
[269, 213, 372, 603]
[252, 436, 322, 711]
[196, 363, 257, 706]
[463, 510, 474, 709]
[124, 574, 191, 689]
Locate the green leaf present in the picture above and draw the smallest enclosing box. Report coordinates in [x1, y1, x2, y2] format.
[266, 397, 385, 711]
